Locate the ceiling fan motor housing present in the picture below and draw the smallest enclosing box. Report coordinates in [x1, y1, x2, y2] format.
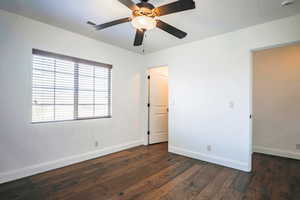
[134, 2, 156, 17]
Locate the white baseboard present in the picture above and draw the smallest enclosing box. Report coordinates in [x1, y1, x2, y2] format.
[253, 146, 300, 160]
[169, 146, 250, 172]
[0, 140, 144, 184]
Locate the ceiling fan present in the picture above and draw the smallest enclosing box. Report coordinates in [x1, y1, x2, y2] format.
[87, 0, 196, 46]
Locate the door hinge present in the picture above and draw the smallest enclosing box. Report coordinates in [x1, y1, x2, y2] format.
[147, 75, 150, 79]
[147, 131, 150, 135]
[250, 114, 252, 119]
[147, 103, 150, 107]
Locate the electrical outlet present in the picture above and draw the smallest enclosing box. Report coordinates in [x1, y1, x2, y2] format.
[207, 145, 212, 152]
[296, 144, 300, 150]
[95, 141, 99, 147]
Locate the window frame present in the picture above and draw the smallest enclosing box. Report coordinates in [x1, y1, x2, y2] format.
[31, 49, 112, 124]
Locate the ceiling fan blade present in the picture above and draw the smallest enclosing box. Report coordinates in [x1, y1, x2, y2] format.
[87, 21, 96, 26]
[118, 0, 139, 10]
[134, 29, 145, 46]
[154, 0, 195, 16]
[94, 17, 131, 30]
[156, 20, 187, 39]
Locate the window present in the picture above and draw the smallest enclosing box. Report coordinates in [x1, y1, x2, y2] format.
[32, 49, 112, 123]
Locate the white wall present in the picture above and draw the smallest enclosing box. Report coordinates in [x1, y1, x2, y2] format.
[0, 9, 146, 183]
[145, 14, 300, 171]
[253, 43, 300, 160]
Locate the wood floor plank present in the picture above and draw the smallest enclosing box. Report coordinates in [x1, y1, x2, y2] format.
[194, 167, 237, 200]
[159, 164, 222, 200]
[232, 171, 253, 193]
[289, 161, 300, 200]
[108, 156, 196, 200]
[210, 169, 240, 200]
[136, 164, 204, 200]
[0, 143, 299, 200]
[245, 154, 274, 199]
[36, 146, 166, 193]
[270, 157, 291, 200]
[67, 153, 185, 200]
[32, 145, 161, 186]
[50, 150, 170, 200]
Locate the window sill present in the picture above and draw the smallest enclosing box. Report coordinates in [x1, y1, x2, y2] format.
[31, 116, 112, 124]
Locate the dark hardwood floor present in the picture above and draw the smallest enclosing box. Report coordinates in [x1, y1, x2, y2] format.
[0, 143, 299, 200]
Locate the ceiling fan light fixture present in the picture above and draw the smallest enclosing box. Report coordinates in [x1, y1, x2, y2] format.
[131, 15, 156, 30]
[88, 0, 195, 46]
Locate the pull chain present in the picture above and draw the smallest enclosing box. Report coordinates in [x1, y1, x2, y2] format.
[143, 32, 147, 54]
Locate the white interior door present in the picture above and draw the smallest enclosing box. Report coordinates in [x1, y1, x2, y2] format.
[149, 67, 168, 144]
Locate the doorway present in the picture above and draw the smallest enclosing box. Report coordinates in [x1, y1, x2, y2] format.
[147, 66, 169, 145]
[252, 42, 300, 160]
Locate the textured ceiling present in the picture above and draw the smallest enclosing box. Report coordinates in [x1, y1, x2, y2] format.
[1, 0, 300, 54]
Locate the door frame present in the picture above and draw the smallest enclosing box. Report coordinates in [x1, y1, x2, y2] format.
[145, 65, 169, 145]
[250, 40, 300, 170]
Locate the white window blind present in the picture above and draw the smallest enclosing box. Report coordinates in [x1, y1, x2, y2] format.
[32, 49, 112, 123]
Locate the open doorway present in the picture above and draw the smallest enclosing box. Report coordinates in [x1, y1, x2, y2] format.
[147, 66, 169, 145]
[252, 42, 300, 160]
